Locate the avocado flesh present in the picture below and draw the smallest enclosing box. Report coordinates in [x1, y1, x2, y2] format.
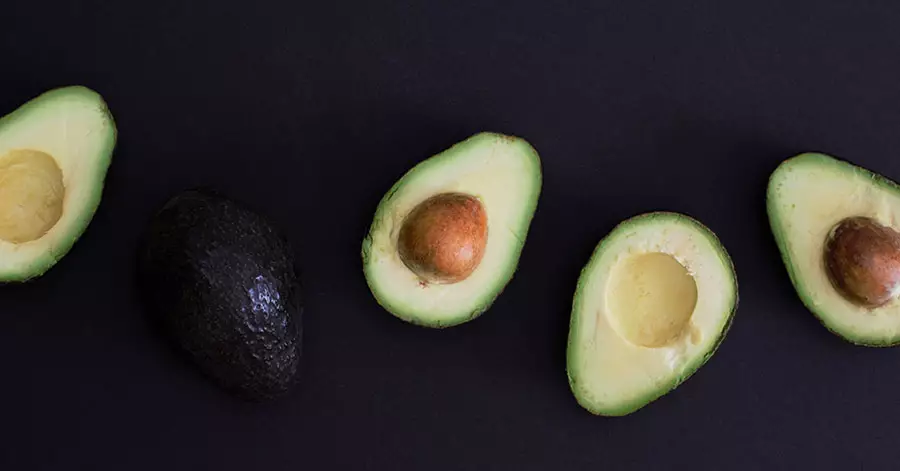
[768, 153, 900, 346]
[567, 212, 737, 416]
[139, 191, 302, 400]
[362, 132, 542, 327]
[0, 86, 116, 281]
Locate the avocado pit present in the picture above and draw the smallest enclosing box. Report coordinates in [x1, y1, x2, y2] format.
[398, 192, 488, 284]
[0, 149, 65, 244]
[824, 216, 900, 308]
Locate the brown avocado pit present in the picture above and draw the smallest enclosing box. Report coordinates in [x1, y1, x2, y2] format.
[398, 192, 488, 284]
[824, 216, 900, 308]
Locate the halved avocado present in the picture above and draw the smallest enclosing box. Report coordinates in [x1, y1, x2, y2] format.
[567, 212, 737, 416]
[768, 153, 900, 346]
[362, 132, 542, 327]
[0, 86, 116, 281]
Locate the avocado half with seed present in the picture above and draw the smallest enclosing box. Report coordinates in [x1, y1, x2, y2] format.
[362, 132, 542, 327]
[0, 86, 116, 281]
[567, 212, 737, 416]
[768, 153, 900, 346]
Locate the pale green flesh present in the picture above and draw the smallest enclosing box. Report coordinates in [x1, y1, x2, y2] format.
[0, 86, 116, 281]
[362, 132, 542, 327]
[567, 212, 737, 416]
[768, 153, 900, 346]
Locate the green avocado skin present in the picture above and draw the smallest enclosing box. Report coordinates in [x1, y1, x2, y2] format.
[139, 190, 302, 401]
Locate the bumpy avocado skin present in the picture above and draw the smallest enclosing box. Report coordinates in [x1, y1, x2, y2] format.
[139, 190, 302, 400]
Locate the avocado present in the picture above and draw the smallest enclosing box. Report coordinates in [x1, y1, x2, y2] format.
[0, 86, 116, 281]
[139, 190, 302, 400]
[362, 132, 542, 327]
[567, 212, 737, 416]
[768, 153, 900, 346]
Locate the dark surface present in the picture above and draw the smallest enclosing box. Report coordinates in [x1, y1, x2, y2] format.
[3, 0, 900, 469]
[139, 190, 301, 400]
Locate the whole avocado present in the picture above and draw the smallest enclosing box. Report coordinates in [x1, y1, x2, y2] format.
[139, 190, 302, 400]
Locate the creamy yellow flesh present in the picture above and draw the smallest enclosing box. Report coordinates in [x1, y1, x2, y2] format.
[0, 150, 65, 243]
[770, 154, 900, 341]
[570, 218, 733, 412]
[365, 134, 540, 324]
[0, 88, 113, 278]
[607, 252, 699, 348]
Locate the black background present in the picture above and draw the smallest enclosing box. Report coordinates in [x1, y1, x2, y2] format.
[2, 1, 899, 469]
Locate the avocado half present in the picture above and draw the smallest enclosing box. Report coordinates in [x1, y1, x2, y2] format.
[362, 132, 542, 327]
[768, 153, 900, 346]
[567, 212, 738, 416]
[0, 86, 116, 281]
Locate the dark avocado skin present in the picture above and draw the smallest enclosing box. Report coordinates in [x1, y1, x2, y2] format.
[139, 190, 301, 401]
